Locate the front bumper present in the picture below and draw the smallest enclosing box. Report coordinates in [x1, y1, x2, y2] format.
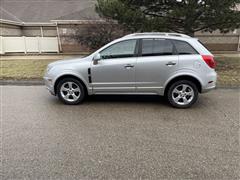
[43, 76, 55, 95]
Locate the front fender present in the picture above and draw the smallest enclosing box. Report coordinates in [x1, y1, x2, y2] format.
[52, 69, 92, 95]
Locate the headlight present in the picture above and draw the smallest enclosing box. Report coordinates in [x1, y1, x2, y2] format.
[46, 65, 53, 73]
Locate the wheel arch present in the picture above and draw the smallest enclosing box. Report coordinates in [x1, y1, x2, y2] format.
[54, 74, 89, 95]
[164, 75, 202, 96]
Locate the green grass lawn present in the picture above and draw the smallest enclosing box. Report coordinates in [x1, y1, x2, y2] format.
[0, 56, 239, 87]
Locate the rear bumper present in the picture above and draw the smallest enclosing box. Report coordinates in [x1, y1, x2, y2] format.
[201, 84, 216, 93]
[201, 72, 217, 93]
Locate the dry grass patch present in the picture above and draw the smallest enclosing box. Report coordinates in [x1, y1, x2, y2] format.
[215, 57, 240, 87]
[0, 59, 55, 80]
[0, 56, 239, 87]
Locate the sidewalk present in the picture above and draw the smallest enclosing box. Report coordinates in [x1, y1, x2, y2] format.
[214, 53, 240, 58]
[0, 54, 83, 61]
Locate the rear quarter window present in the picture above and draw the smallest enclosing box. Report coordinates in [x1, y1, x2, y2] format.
[173, 40, 198, 55]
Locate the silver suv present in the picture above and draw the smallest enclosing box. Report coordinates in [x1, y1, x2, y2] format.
[44, 33, 217, 108]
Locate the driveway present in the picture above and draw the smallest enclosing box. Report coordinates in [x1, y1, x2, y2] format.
[1, 86, 239, 180]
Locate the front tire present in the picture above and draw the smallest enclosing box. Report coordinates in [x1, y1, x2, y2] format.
[167, 80, 198, 108]
[56, 78, 85, 105]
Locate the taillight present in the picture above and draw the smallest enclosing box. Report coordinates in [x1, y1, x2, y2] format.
[202, 55, 216, 69]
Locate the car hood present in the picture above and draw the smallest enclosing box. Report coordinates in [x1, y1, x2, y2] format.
[48, 56, 90, 68]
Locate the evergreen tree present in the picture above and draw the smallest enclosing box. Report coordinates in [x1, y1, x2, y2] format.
[96, 0, 240, 36]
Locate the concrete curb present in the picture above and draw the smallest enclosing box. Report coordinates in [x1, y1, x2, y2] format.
[0, 80, 44, 86]
[0, 80, 239, 89]
[216, 86, 240, 89]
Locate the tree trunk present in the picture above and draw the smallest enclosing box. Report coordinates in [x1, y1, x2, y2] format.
[183, 27, 195, 37]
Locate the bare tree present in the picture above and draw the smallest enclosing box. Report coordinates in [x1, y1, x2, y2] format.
[74, 21, 127, 51]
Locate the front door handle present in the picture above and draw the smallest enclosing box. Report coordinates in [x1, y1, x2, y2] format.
[166, 62, 176, 66]
[124, 64, 134, 69]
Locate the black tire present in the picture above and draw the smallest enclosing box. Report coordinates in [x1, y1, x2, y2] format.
[167, 80, 198, 108]
[56, 78, 85, 105]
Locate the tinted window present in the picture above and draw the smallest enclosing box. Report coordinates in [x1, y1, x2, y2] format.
[173, 40, 198, 55]
[100, 40, 137, 59]
[198, 40, 211, 51]
[142, 39, 174, 56]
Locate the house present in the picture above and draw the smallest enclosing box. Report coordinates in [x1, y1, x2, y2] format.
[0, 0, 239, 54]
[0, 0, 103, 54]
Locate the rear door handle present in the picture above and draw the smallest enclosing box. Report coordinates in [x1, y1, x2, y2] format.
[124, 64, 134, 69]
[166, 62, 176, 66]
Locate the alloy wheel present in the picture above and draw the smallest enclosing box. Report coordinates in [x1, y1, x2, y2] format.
[172, 84, 194, 106]
[60, 82, 81, 102]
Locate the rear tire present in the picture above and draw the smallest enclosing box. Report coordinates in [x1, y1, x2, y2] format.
[56, 78, 85, 105]
[167, 80, 198, 108]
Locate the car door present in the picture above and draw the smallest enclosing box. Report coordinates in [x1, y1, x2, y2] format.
[136, 38, 179, 94]
[91, 39, 138, 93]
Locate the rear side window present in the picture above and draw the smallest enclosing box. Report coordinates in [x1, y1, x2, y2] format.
[173, 40, 198, 55]
[142, 39, 174, 56]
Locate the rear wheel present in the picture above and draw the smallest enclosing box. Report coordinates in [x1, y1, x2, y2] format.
[56, 78, 85, 105]
[167, 80, 198, 108]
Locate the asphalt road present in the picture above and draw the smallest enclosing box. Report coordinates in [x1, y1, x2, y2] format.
[1, 86, 239, 180]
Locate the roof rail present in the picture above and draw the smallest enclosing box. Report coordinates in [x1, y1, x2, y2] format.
[124, 32, 191, 38]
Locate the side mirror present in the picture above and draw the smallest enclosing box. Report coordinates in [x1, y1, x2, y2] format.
[93, 53, 101, 65]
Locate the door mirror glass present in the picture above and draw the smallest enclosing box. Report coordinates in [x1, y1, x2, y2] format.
[93, 53, 101, 61]
[93, 53, 101, 65]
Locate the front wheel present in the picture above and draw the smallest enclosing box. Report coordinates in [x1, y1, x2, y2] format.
[56, 78, 85, 105]
[167, 80, 198, 108]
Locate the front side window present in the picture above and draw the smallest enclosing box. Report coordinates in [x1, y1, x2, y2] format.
[173, 40, 198, 55]
[100, 40, 137, 59]
[142, 39, 174, 56]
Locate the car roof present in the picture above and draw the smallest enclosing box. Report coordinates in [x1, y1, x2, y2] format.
[108, 33, 211, 55]
[96, 32, 212, 55]
[119, 32, 193, 40]
[114, 33, 199, 47]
